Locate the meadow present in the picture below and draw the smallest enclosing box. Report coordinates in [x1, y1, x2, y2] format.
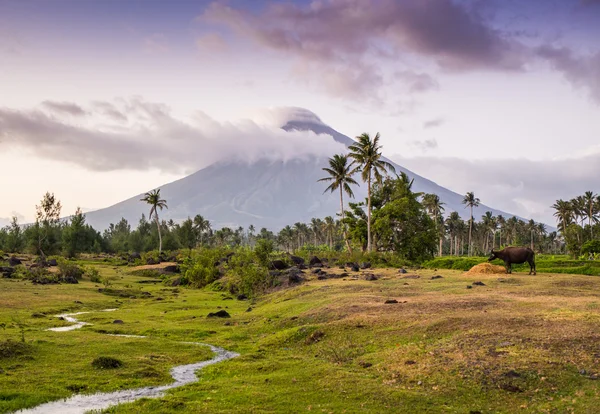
[1, 258, 600, 413]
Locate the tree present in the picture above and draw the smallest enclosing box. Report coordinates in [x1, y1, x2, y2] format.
[462, 192, 480, 256]
[551, 199, 574, 235]
[5, 216, 24, 253]
[318, 154, 359, 253]
[348, 132, 395, 252]
[422, 194, 445, 256]
[193, 215, 210, 247]
[583, 191, 598, 238]
[34, 192, 62, 258]
[62, 208, 88, 258]
[140, 189, 168, 254]
[323, 216, 336, 249]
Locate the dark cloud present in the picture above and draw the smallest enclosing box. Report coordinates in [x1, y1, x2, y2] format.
[392, 150, 600, 224]
[200, 0, 525, 100]
[536, 45, 600, 104]
[0, 100, 345, 174]
[423, 118, 445, 129]
[41, 101, 87, 116]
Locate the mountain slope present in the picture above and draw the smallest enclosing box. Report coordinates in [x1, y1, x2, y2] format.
[85, 114, 524, 231]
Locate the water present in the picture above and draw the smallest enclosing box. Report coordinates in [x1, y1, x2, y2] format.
[16, 310, 238, 414]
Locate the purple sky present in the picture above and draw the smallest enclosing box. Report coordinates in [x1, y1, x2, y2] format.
[1, 0, 600, 225]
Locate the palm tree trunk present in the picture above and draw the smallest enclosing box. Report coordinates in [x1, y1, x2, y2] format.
[469, 206, 473, 256]
[340, 187, 353, 253]
[367, 172, 372, 253]
[155, 215, 162, 254]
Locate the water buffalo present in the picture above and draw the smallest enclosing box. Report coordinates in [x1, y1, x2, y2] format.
[488, 247, 536, 275]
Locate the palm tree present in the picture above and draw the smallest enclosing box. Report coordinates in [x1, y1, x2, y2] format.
[462, 192, 480, 256]
[527, 219, 537, 251]
[348, 132, 396, 252]
[310, 218, 322, 245]
[496, 215, 506, 248]
[318, 154, 359, 253]
[193, 214, 211, 246]
[551, 199, 573, 235]
[481, 211, 496, 252]
[422, 194, 445, 256]
[140, 189, 168, 254]
[583, 191, 598, 238]
[323, 216, 336, 249]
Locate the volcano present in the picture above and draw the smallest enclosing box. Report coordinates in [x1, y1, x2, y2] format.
[84, 109, 520, 231]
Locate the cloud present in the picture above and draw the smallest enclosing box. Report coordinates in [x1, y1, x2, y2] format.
[196, 33, 228, 52]
[408, 138, 438, 152]
[536, 45, 600, 104]
[144, 33, 169, 53]
[0, 99, 345, 174]
[392, 150, 600, 224]
[199, 0, 525, 101]
[41, 101, 87, 116]
[423, 118, 445, 129]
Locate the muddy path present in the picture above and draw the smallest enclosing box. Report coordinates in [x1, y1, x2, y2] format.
[15, 310, 238, 414]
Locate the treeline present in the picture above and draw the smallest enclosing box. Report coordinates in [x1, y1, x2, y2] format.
[552, 192, 600, 257]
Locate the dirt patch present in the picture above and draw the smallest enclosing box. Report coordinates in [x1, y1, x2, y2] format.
[130, 262, 177, 271]
[465, 263, 506, 275]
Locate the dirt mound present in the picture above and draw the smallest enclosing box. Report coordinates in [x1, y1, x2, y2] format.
[465, 263, 506, 275]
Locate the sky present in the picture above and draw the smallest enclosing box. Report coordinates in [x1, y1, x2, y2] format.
[1, 0, 599, 226]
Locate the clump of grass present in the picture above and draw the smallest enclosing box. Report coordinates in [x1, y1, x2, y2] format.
[0, 340, 33, 360]
[92, 356, 123, 369]
[85, 267, 101, 283]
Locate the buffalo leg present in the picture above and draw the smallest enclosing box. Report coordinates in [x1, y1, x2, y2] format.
[528, 259, 536, 275]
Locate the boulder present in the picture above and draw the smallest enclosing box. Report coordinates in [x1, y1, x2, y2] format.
[473, 281, 486, 286]
[8, 257, 22, 266]
[311, 268, 322, 275]
[237, 294, 248, 300]
[364, 273, 378, 281]
[146, 257, 159, 265]
[399, 268, 407, 274]
[288, 272, 303, 284]
[360, 262, 372, 269]
[0, 266, 15, 278]
[309, 256, 323, 267]
[130, 252, 142, 260]
[384, 299, 399, 304]
[47, 259, 58, 266]
[269, 260, 288, 271]
[207, 310, 231, 318]
[162, 265, 180, 273]
[61, 276, 79, 284]
[289, 255, 305, 266]
[113, 320, 124, 324]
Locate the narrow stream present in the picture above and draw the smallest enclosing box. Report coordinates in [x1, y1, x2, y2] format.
[16, 310, 238, 414]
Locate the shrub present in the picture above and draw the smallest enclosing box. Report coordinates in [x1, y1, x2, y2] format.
[57, 259, 85, 280]
[0, 340, 33, 359]
[85, 267, 101, 283]
[92, 356, 123, 369]
[180, 248, 227, 288]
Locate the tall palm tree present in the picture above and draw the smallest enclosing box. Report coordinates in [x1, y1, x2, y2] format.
[551, 199, 574, 235]
[496, 215, 506, 248]
[462, 192, 480, 256]
[140, 189, 168, 254]
[583, 191, 598, 238]
[318, 154, 359, 253]
[481, 211, 496, 252]
[323, 216, 336, 249]
[348, 132, 396, 252]
[422, 194, 445, 256]
[193, 214, 211, 246]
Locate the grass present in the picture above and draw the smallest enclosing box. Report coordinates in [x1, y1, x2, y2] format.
[1, 260, 600, 413]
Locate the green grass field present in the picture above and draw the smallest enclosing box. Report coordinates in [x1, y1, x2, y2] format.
[1, 261, 600, 413]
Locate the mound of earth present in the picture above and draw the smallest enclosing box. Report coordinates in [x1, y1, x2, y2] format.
[465, 263, 506, 275]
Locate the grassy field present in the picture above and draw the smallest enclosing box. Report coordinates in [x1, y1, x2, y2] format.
[1, 261, 600, 413]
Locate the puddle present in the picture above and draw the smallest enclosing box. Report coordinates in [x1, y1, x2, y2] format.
[18, 310, 239, 413]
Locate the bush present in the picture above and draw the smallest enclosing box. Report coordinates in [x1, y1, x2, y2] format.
[85, 267, 101, 283]
[180, 248, 227, 288]
[0, 340, 33, 359]
[92, 356, 123, 369]
[57, 259, 85, 280]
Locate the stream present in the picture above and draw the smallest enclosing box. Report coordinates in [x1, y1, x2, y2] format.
[15, 310, 239, 414]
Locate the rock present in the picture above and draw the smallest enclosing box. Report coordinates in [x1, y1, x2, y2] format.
[207, 310, 231, 318]
[317, 275, 327, 280]
[405, 360, 416, 365]
[237, 294, 248, 300]
[246, 307, 253, 312]
[298, 263, 307, 270]
[288, 272, 302, 284]
[360, 262, 372, 269]
[47, 258, 58, 266]
[146, 257, 158, 265]
[289, 255, 305, 266]
[467, 285, 473, 289]
[74, 300, 83, 304]
[402, 275, 420, 279]
[61, 276, 79, 284]
[269, 270, 281, 277]
[384, 299, 398, 304]
[0, 266, 15, 278]
[309, 256, 322, 267]
[364, 273, 378, 281]
[473, 281, 486, 286]
[431, 275, 443, 280]
[359, 361, 373, 368]
[399, 268, 407, 274]
[162, 265, 180, 273]
[8, 257, 22, 266]
[130, 252, 142, 260]
[269, 260, 288, 270]
[498, 341, 514, 347]
[311, 268, 322, 275]
[113, 320, 124, 324]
